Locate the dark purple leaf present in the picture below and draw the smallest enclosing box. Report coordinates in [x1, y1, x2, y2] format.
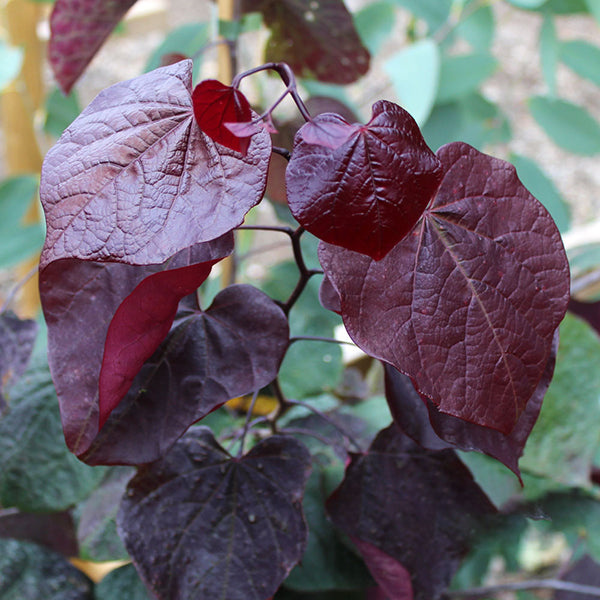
[48, 0, 138, 94]
[319, 274, 341, 314]
[192, 79, 254, 154]
[82, 284, 289, 465]
[242, 0, 370, 84]
[39, 60, 270, 269]
[0, 312, 37, 413]
[117, 427, 311, 600]
[39, 234, 233, 460]
[569, 297, 600, 336]
[384, 330, 558, 477]
[353, 539, 414, 600]
[287, 102, 443, 260]
[555, 555, 600, 600]
[0, 510, 78, 557]
[319, 142, 570, 434]
[327, 425, 496, 600]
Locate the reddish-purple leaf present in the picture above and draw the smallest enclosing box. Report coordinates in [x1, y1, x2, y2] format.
[39, 60, 270, 269]
[0, 312, 37, 413]
[287, 102, 443, 260]
[48, 0, 138, 94]
[242, 0, 370, 84]
[327, 425, 496, 600]
[98, 261, 217, 427]
[319, 273, 341, 314]
[39, 235, 233, 459]
[384, 328, 558, 478]
[319, 142, 570, 434]
[353, 539, 414, 600]
[192, 79, 254, 154]
[569, 298, 600, 336]
[300, 120, 361, 149]
[83, 284, 289, 465]
[117, 427, 311, 600]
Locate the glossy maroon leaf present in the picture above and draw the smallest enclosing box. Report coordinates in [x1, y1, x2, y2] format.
[287, 102, 443, 260]
[39, 234, 233, 459]
[83, 283, 289, 465]
[327, 425, 496, 600]
[242, 0, 370, 84]
[39, 60, 270, 269]
[0, 312, 37, 413]
[319, 142, 570, 434]
[353, 539, 413, 600]
[384, 328, 558, 478]
[192, 79, 254, 154]
[117, 427, 311, 600]
[48, 0, 138, 94]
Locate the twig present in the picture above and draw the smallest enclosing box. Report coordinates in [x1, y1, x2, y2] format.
[279, 427, 337, 447]
[448, 579, 600, 598]
[237, 389, 260, 456]
[290, 335, 356, 347]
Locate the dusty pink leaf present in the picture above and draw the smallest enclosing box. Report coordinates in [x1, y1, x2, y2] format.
[300, 119, 361, 149]
[319, 142, 570, 434]
[287, 102, 443, 260]
[49, 0, 138, 94]
[242, 0, 370, 84]
[192, 79, 254, 154]
[384, 328, 558, 478]
[83, 284, 289, 465]
[39, 235, 234, 459]
[39, 60, 270, 269]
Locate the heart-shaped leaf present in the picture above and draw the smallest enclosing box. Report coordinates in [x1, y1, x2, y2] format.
[82, 283, 289, 465]
[39, 60, 270, 269]
[48, 0, 138, 94]
[117, 427, 311, 600]
[319, 142, 569, 434]
[384, 328, 558, 478]
[242, 0, 370, 84]
[327, 425, 496, 600]
[39, 234, 233, 460]
[287, 101, 443, 260]
[192, 79, 254, 154]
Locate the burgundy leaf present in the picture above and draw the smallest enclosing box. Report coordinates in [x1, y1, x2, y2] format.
[49, 0, 138, 94]
[319, 142, 570, 434]
[82, 284, 289, 465]
[242, 0, 370, 84]
[287, 102, 443, 260]
[327, 425, 496, 600]
[39, 60, 270, 269]
[39, 234, 233, 459]
[117, 427, 311, 600]
[192, 79, 254, 154]
[384, 328, 558, 478]
[0, 312, 37, 413]
[569, 297, 600, 336]
[353, 539, 414, 600]
[319, 274, 341, 314]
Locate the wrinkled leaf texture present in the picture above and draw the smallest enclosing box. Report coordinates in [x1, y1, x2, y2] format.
[320, 141, 569, 435]
[118, 427, 311, 600]
[287, 102, 443, 260]
[384, 330, 558, 478]
[327, 425, 496, 600]
[49, 0, 139, 94]
[82, 284, 289, 465]
[242, 0, 370, 84]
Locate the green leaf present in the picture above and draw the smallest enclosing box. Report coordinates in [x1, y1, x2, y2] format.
[529, 96, 600, 154]
[519, 314, 600, 490]
[506, 0, 548, 7]
[94, 564, 151, 600]
[75, 467, 134, 561]
[44, 87, 81, 138]
[509, 153, 571, 233]
[585, 0, 600, 21]
[560, 40, 600, 86]
[0, 40, 23, 91]
[0, 354, 105, 512]
[384, 38, 440, 125]
[144, 22, 209, 73]
[546, 0, 589, 12]
[393, 0, 452, 32]
[539, 14, 559, 95]
[0, 224, 45, 268]
[0, 539, 93, 599]
[455, 4, 495, 51]
[436, 53, 498, 103]
[354, 0, 396, 54]
[0, 174, 38, 226]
